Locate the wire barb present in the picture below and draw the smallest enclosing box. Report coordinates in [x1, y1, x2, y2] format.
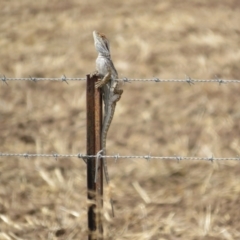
[61, 74, 69, 84]
[176, 156, 182, 163]
[114, 154, 120, 162]
[1, 75, 8, 85]
[122, 77, 131, 83]
[208, 155, 214, 163]
[53, 153, 58, 161]
[29, 76, 37, 82]
[185, 75, 195, 86]
[215, 75, 226, 86]
[144, 154, 151, 161]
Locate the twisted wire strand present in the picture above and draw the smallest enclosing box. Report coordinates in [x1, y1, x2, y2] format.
[1, 77, 86, 82]
[1, 75, 240, 84]
[0, 152, 239, 161]
[119, 78, 240, 84]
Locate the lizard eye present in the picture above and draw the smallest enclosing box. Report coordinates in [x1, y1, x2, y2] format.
[99, 32, 106, 38]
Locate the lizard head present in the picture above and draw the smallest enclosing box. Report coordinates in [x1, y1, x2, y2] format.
[93, 30, 111, 57]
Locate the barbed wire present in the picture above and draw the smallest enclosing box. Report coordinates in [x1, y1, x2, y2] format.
[0, 75, 86, 84]
[1, 75, 240, 85]
[120, 76, 240, 85]
[0, 152, 240, 162]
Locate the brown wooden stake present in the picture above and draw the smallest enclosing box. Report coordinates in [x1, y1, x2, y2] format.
[86, 74, 103, 240]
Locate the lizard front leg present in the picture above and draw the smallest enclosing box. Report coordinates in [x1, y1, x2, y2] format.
[95, 70, 111, 89]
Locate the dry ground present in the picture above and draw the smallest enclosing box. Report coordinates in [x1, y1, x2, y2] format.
[1, 0, 240, 239]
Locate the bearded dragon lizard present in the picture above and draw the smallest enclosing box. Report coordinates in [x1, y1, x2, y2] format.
[93, 30, 123, 216]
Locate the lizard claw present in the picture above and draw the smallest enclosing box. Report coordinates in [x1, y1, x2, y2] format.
[95, 79, 104, 89]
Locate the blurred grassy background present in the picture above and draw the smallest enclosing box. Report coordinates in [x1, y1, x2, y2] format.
[0, 0, 240, 239]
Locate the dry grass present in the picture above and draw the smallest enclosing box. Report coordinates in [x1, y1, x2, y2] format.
[1, 0, 240, 239]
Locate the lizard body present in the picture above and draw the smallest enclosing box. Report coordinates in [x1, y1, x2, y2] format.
[93, 31, 123, 216]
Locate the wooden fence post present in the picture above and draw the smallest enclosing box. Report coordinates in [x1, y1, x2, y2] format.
[86, 74, 103, 240]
